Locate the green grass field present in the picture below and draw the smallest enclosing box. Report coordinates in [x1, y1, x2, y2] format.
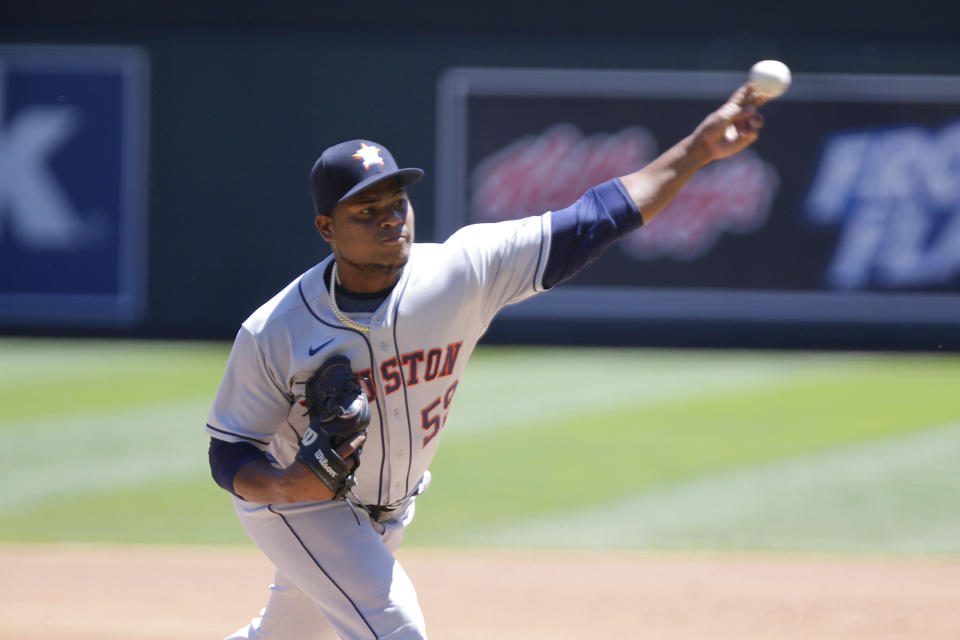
[2, 338, 959, 554]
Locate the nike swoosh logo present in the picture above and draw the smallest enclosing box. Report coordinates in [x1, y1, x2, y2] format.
[308, 338, 334, 356]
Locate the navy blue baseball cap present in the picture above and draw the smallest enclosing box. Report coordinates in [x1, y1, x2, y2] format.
[309, 139, 424, 216]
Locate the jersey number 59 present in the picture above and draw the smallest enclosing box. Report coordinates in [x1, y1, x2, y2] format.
[420, 380, 459, 447]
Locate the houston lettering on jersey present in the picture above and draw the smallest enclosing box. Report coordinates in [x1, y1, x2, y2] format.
[354, 340, 464, 402]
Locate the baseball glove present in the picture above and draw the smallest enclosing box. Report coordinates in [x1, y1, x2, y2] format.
[295, 354, 370, 500]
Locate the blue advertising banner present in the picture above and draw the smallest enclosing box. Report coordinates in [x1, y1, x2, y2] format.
[436, 68, 960, 327]
[0, 46, 149, 326]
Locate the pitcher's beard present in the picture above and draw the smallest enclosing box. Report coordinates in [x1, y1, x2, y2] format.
[341, 255, 408, 279]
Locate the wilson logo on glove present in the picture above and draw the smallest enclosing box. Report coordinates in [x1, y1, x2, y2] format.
[295, 355, 371, 500]
[312, 450, 336, 477]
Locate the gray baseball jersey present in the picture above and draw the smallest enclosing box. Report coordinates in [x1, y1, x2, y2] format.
[207, 213, 551, 639]
[207, 213, 551, 507]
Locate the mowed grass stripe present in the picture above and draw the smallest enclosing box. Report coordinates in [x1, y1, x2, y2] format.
[408, 357, 960, 543]
[0, 339, 229, 421]
[444, 347, 863, 440]
[1, 339, 958, 547]
[0, 399, 214, 512]
[471, 421, 960, 554]
[0, 473, 244, 544]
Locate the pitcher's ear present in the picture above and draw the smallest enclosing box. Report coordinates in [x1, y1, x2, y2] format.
[315, 215, 333, 242]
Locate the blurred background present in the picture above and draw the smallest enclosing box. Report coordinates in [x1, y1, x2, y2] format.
[2, 0, 959, 347]
[1, 1, 959, 555]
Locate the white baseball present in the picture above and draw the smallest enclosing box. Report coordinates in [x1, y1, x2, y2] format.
[749, 60, 791, 98]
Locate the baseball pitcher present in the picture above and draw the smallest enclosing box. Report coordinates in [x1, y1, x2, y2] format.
[206, 83, 769, 639]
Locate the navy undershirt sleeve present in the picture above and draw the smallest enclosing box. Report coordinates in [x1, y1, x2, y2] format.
[208, 437, 268, 496]
[542, 178, 644, 289]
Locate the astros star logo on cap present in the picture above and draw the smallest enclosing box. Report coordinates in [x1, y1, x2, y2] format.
[352, 142, 386, 170]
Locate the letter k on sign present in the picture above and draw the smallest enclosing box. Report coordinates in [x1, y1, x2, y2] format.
[0, 106, 87, 249]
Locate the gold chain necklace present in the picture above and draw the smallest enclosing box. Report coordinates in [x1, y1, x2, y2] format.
[328, 262, 371, 333]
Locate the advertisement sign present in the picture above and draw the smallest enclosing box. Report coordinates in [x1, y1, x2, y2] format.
[0, 46, 149, 326]
[436, 68, 960, 325]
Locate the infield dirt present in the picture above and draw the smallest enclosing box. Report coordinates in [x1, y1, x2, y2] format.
[2, 544, 959, 639]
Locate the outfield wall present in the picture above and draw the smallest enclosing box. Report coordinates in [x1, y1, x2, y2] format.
[1, 6, 959, 349]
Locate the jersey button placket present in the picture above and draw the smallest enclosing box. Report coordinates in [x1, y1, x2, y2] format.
[392, 402, 408, 499]
[374, 329, 396, 501]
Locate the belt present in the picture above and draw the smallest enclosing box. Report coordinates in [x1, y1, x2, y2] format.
[346, 478, 427, 525]
[344, 497, 400, 525]
[366, 504, 399, 520]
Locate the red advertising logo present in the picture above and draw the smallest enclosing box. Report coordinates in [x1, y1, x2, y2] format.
[620, 150, 779, 260]
[470, 124, 656, 222]
[470, 124, 779, 260]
